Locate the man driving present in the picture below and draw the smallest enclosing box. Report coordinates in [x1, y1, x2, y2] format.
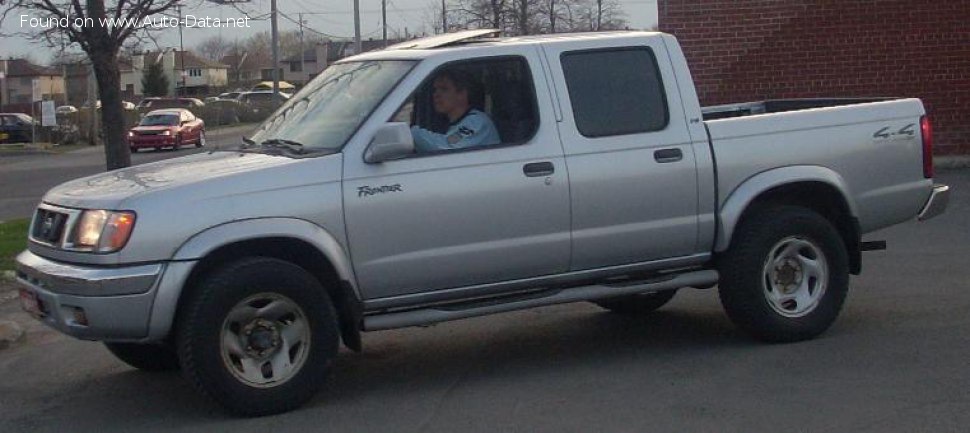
[410, 69, 501, 152]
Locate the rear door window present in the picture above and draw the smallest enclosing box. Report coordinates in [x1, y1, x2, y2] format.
[560, 48, 669, 137]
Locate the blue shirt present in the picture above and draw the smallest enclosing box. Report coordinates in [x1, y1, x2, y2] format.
[410, 109, 501, 152]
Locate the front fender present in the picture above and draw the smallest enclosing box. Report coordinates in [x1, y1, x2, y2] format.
[145, 218, 358, 341]
[716, 166, 858, 252]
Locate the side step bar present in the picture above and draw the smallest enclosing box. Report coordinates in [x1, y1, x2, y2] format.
[363, 269, 719, 331]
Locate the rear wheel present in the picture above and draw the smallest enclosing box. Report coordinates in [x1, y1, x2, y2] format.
[196, 130, 206, 148]
[177, 257, 339, 416]
[593, 290, 678, 314]
[104, 342, 180, 371]
[717, 205, 849, 343]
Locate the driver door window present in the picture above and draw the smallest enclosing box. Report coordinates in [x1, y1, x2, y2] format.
[390, 57, 539, 156]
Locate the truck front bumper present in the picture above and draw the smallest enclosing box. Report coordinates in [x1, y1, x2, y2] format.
[14, 250, 163, 341]
[918, 184, 950, 221]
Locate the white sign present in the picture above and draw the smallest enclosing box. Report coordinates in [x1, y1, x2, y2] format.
[31, 78, 42, 102]
[41, 100, 56, 126]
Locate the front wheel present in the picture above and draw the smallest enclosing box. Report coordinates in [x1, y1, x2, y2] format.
[177, 257, 339, 417]
[717, 205, 849, 343]
[196, 130, 206, 148]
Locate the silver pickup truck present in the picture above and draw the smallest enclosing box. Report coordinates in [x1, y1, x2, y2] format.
[15, 30, 949, 416]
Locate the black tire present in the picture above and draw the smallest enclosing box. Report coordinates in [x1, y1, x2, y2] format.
[104, 342, 180, 371]
[717, 205, 849, 343]
[593, 289, 678, 314]
[176, 257, 339, 417]
[196, 130, 206, 148]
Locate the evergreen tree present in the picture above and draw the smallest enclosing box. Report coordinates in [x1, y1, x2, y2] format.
[141, 61, 170, 97]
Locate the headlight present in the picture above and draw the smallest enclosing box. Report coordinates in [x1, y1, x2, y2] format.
[161, 130, 172, 136]
[128, 131, 135, 137]
[73, 210, 136, 252]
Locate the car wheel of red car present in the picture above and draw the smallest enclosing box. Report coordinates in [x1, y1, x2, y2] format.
[196, 130, 206, 148]
[174, 135, 182, 150]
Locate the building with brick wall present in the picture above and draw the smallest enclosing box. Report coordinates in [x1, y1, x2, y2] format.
[659, 0, 970, 154]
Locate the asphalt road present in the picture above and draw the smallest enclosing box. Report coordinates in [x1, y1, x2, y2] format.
[0, 125, 254, 221]
[0, 161, 967, 431]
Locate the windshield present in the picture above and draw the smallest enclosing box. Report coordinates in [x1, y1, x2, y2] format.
[248, 60, 416, 153]
[140, 114, 179, 126]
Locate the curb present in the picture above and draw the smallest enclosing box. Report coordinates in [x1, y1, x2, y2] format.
[0, 319, 25, 350]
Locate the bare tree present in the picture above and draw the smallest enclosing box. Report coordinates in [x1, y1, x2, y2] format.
[1, 0, 180, 170]
[197, 34, 231, 61]
[426, 0, 626, 36]
[511, 0, 532, 35]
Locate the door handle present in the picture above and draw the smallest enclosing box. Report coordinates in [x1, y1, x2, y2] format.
[523, 161, 555, 177]
[654, 148, 683, 163]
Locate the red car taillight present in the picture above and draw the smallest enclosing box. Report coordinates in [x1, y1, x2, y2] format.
[921, 115, 933, 179]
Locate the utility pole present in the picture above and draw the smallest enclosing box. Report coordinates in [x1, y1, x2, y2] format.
[87, 63, 97, 146]
[441, 0, 447, 33]
[299, 13, 306, 85]
[382, 0, 388, 48]
[271, 0, 280, 96]
[354, 0, 362, 54]
[177, 1, 185, 96]
[0, 62, 6, 112]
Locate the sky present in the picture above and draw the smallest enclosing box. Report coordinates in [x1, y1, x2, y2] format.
[0, 0, 658, 63]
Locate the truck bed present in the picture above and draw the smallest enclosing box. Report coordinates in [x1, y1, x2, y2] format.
[705, 98, 932, 238]
[702, 98, 895, 120]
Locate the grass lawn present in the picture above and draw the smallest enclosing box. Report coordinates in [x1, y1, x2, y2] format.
[0, 218, 30, 273]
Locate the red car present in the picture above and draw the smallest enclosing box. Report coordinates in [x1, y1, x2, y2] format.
[128, 108, 205, 151]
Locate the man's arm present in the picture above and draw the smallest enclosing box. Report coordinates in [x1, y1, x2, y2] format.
[411, 114, 501, 153]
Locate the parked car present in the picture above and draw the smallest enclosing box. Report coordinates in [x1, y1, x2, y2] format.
[55, 105, 78, 115]
[205, 98, 244, 124]
[137, 97, 205, 111]
[136, 97, 160, 109]
[236, 91, 290, 121]
[126, 108, 205, 151]
[122, 101, 136, 110]
[15, 30, 950, 417]
[0, 113, 36, 143]
[219, 91, 244, 100]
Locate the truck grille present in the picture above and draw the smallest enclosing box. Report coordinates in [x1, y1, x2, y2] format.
[31, 208, 70, 245]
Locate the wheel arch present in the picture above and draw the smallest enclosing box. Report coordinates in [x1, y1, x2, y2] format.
[717, 166, 862, 274]
[152, 218, 362, 351]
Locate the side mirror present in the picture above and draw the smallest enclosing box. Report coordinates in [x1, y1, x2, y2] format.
[364, 122, 414, 163]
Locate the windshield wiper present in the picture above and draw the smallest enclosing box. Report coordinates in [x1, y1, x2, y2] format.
[260, 138, 306, 154]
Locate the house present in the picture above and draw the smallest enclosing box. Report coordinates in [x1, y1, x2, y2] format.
[124, 50, 229, 98]
[0, 58, 66, 111]
[221, 51, 272, 89]
[279, 38, 405, 86]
